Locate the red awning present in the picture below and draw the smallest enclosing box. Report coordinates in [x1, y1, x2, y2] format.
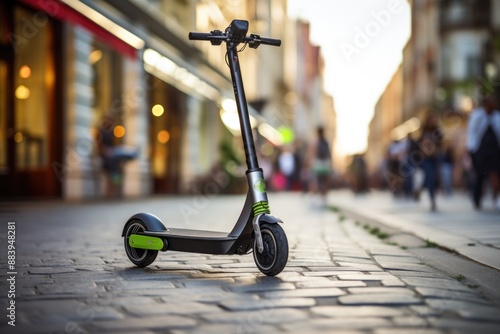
[19, 0, 137, 58]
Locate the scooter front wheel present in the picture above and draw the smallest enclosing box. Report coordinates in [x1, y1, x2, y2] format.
[253, 223, 288, 276]
[123, 219, 158, 267]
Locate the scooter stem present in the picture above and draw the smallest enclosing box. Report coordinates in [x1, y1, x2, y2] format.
[226, 43, 259, 171]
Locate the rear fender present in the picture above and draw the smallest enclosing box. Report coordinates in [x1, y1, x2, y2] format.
[121, 212, 166, 236]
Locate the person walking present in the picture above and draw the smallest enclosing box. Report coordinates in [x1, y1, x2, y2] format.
[439, 146, 454, 196]
[309, 127, 332, 206]
[278, 145, 296, 191]
[418, 114, 443, 211]
[467, 96, 500, 210]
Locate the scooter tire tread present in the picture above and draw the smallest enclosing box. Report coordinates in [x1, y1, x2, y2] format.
[254, 223, 288, 276]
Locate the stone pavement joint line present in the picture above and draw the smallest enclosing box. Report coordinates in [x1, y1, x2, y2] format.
[0, 193, 499, 333]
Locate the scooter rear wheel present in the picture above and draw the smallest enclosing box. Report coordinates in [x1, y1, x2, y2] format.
[253, 223, 288, 276]
[124, 219, 158, 267]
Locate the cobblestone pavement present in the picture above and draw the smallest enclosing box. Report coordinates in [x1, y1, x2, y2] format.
[1, 193, 500, 333]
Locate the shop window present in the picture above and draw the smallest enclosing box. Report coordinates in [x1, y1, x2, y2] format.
[13, 7, 53, 170]
[90, 40, 123, 143]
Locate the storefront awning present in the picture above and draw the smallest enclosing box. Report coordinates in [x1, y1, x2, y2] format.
[19, 0, 143, 58]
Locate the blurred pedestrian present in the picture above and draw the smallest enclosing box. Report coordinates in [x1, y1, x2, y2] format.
[278, 145, 296, 191]
[349, 154, 368, 194]
[467, 96, 500, 210]
[96, 115, 139, 198]
[401, 134, 419, 199]
[439, 146, 454, 196]
[418, 114, 443, 211]
[309, 127, 332, 206]
[387, 140, 403, 196]
[97, 115, 121, 198]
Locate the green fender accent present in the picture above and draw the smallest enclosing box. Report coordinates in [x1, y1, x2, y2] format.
[129, 234, 164, 251]
[252, 201, 270, 215]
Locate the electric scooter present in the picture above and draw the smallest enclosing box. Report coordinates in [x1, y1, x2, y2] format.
[122, 19, 288, 276]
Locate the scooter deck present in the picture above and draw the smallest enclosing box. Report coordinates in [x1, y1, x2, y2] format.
[143, 228, 233, 240]
[142, 228, 241, 254]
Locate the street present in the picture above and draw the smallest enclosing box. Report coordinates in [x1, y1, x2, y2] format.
[1, 191, 500, 333]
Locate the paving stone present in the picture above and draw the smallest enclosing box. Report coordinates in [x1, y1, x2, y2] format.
[181, 278, 234, 287]
[306, 266, 374, 271]
[35, 282, 102, 295]
[294, 279, 355, 288]
[171, 324, 279, 334]
[105, 296, 158, 307]
[220, 297, 315, 311]
[189, 272, 256, 279]
[409, 305, 442, 317]
[287, 261, 336, 267]
[373, 255, 422, 264]
[311, 305, 407, 317]
[333, 256, 375, 264]
[89, 315, 197, 331]
[338, 293, 422, 305]
[229, 282, 296, 293]
[388, 271, 446, 278]
[347, 287, 415, 295]
[263, 288, 346, 299]
[400, 277, 471, 292]
[415, 287, 489, 304]
[378, 263, 437, 272]
[374, 329, 443, 334]
[335, 263, 382, 271]
[105, 280, 176, 290]
[281, 317, 392, 331]
[302, 271, 363, 277]
[28, 267, 77, 274]
[337, 273, 395, 281]
[380, 279, 407, 287]
[160, 289, 259, 304]
[124, 301, 221, 316]
[200, 308, 308, 324]
[392, 316, 429, 327]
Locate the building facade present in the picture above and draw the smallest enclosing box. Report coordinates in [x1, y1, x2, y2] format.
[2, 0, 322, 199]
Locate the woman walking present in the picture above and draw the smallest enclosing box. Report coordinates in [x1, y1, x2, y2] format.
[418, 114, 443, 211]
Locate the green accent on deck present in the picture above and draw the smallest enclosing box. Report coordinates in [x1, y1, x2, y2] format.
[128, 234, 164, 251]
[252, 201, 270, 215]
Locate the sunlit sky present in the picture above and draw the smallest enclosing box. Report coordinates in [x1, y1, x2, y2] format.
[288, 0, 411, 155]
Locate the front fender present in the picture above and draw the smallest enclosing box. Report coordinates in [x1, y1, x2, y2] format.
[121, 212, 166, 236]
[259, 214, 283, 225]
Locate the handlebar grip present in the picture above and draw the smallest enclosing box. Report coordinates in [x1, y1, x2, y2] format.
[260, 37, 281, 47]
[188, 32, 212, 41]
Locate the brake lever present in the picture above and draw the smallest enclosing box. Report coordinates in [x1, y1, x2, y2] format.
[210, 29, 224, 45]
[248, 33, 261, 49]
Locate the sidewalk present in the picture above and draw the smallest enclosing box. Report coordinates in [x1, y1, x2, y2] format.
[328, 190, 500, 270]
[1, 193, 500, 333]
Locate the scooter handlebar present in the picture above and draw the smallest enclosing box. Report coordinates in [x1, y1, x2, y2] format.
[188, 32, 213, 41]
[258, 37, 281, 47]
[189, 31, 281, 47]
